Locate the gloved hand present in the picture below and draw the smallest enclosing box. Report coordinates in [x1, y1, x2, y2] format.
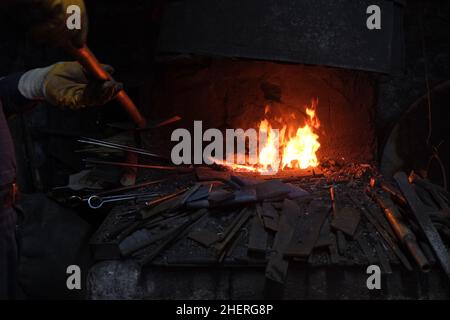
[28, 0, 88, 48]
[18, 61, 123, 110]
[43, 62, 123, 109]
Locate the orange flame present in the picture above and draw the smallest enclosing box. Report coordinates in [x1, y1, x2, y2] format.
[211, 99, 321, 175]
[282, 99, 320, 170]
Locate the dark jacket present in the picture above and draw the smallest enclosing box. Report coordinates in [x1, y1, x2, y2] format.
[0, 72, 26, 188]
[0, 72, 26, 299]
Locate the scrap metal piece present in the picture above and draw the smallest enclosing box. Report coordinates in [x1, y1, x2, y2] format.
[394, 172, 450, 279]
[187, 189, 257, 209]
[365, 221, 393, 273]
[329, 232, 344, 265]
[188, 229, 220, 247]
[409, 172, 449, 206]
[265, 199, 299, 284]
[314, 218, 332, 249]
[374, 241, 393, 274]
[208, 189, 235, 204]
[419, 241, 437, 267]
[331, 206, 361, 238]
[214, 208, 252, 255]
[231, 175, 263, 187]
[252, 180, 293, 200]
[329, 186, 360, 237]
[263, 217, 279, 232]
[247, 216, 268, 255]
[141, 188, 189, 219]
[186, 199, 210, 209]
[139, 209, 208, 266]
[355, 231, 377, 265]
[367, 189, 430, 271]
[336, 230, 347, 256]
[213, 189, 257, 208]
[186, 185, 210, 202]
[284, 201, 330, 258]
[195, 167, 240, 189]
[348, 193, 413, 271]
[370, 177, 407, 207]
[259, 202, 279, 232]
[119, 228, 172, 256]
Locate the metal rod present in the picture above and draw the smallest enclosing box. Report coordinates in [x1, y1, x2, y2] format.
[66, 44, 147, 129]
[367, 188, 431, 272]
[83, 159, 192, 172]
[77, 139, 165, 159]
[80, 137, 150, 154]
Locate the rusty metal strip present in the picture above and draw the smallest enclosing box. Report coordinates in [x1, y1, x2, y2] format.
[248, 216, 268, 254]
[284, 201, 330, 258]
[348, 193, 413, 271]
[265, 199, 299, 284]
[394, 172, 450, 280]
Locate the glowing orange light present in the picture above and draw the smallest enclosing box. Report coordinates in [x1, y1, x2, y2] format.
[211, 99, 321, 175]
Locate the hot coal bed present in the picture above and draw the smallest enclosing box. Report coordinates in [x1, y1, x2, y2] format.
[7, 0, 450, 299]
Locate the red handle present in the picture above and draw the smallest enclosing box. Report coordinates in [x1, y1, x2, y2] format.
[68, 44, 147, 129]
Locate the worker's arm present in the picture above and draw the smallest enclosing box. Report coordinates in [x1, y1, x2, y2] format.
[0, 62, 122, 117]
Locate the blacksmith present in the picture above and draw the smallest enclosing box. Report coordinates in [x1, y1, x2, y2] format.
[0, 0, 121, 299]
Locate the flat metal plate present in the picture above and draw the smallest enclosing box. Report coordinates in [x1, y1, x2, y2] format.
[158, 0, 398, 73]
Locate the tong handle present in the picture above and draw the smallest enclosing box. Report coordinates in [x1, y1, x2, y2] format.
[66, 44, 147, 129]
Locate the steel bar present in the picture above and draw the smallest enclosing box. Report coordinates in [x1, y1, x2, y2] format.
[67, 44, 147, 129]
[394, 172, 450, 280]
[83, 159, 192, 173]
[367, 189, 430, 272]
[77, 139, 164, 159]
[348, 193, 413, 271]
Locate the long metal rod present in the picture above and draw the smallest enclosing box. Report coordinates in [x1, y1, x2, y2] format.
[367, 189, 430, 272]
[83, 159, 191, 172]
[77, 139, 164, 159]
[80, 137, 151, 153]
[394, 172, 450, 280]
[67, 44, 147, 129]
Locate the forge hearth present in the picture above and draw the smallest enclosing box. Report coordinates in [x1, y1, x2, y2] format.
[83, 1, 449, 299]
[87, 159, 450, 299]
[148, 58, 377, 166]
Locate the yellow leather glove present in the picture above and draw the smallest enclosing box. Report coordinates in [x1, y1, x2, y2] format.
[43, 62, 123, 110]
[29, 0, 88, 48]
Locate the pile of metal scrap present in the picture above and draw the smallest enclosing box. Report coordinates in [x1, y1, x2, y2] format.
[88, 161, 450, 288]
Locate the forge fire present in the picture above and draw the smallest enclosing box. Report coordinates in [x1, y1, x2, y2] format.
[209, 100, 320, 174]
[172, 99, 321, 175]
[1, 0, 450, 305]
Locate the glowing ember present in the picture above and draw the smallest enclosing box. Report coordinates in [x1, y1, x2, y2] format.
[209, 158, 258, 172]
[212, 99, 321, 175]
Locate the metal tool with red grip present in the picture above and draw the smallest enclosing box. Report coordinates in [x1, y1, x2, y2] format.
[67, 44, 147, 129]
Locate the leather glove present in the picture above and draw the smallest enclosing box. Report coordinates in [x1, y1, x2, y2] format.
[28, 0, 88, 48]
[43, 61, 123, 110]
[18, 61, 123, 110]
